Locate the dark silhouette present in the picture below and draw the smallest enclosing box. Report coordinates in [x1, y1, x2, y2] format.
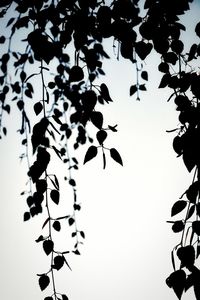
[0, 0, 200, 299]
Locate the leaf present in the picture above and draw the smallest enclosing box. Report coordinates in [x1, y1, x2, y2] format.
[186, 182, 199, 203]
[192, 221, 200, 235]
[43, 240, 54, 256]
[24, 212, 30, 221]
[53, 220, 61, 231]
[90, 111, 103, 129]
[166, 270, 186, 299]
[195, 22, 200, 38]
[141, 71, 148, 81]
[177, 246, 195, 268]
[172, 221, 184, 233]
[100, 83, 113, 103]
[139, 84, 147, 91]
[96, 130, 107, 145]
[34, 102, 43, 116]
[7, 17, 15, 27]
[36, 179, 47, 194]
[73, 249, 80, 255]
[39, 274, 50, 291]
[53, 255, 64, 270]
[80, 231, 85, 239]
[68, 217, 75, 226]
[84, 146, 98, 164]
[35, 235, 44, 243]
[183, 150, 196, 172]
[130, 84, 137, 96]
[62, 295, 69, 300]
[171, 200, 187, 217]
[110, 148, 123, 166]
[159, 74, 171, 88]
[69, 179, 76, 186]
[50, 189, 60, 205]
[135, 41, 153, 60]
[69, 66, 84, 82]
[44, 297, 53, 300]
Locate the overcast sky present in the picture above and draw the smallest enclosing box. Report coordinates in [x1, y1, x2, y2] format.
[0, 2, 200, 300]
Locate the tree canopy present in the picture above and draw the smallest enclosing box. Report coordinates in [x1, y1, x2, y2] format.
[1, 0, 200, 299]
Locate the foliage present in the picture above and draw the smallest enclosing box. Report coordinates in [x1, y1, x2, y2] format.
[0, 0, 200, 299]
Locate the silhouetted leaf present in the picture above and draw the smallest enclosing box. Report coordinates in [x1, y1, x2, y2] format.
[120, 40, 134, 61]
[35, 235, 44, 243]
[139, 84, 146, 91]
[173, 136, 183, 155]
[172, 221, 184, 233]
[44, 297, 53, 300]
[43, 240, 54, 256]
[141, 71, 148, 81]
[188, 43, 197, 61]
[159, 74, 171, 88]
[186, 182, 199, 203]
[166, 270, 186, 299]
[100, 83, 113, 102]
[135, 41, 153, 60]
[91, 111, 103, 129]
[73, 249, 80, 255]
[68, 217, 75, 226]
[192, 221, 200, 235]
[177, 246, 195, 268]
[31, 118, 49, 154]
[96, 130, 107, 145]
[53, 255, 64, 270]
[69, 179, 76, 186]
[69, 66, 84, 82]
[50, 189, 60, 205]
[80, 231, 85, 238]
[110, 148, 123, 166]
[130, 84, 137, 96]
[39, 274, 50, 291]
[84, 146, 98, 164]
[62, 295, 69, 300]
[183, 150, 196, 172]
[17, 100, 24, 111]
[53, 220, 61, 231]
[34, 102, 43, 116]
[24, 211, 30, 221]
[171, 200, 187, 217]
[36, 179, 47, 194]
[195, 22, 200, 38]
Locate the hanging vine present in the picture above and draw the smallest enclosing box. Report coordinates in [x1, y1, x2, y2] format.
[0, 0, 200, 299]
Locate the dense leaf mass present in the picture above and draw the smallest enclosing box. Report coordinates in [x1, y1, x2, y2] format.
[0, 0, 200, 299]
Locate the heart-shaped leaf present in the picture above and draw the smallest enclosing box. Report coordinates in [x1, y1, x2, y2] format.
[39, 274, 50, 291]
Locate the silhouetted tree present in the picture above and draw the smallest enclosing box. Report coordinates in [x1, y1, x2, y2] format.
[1, 0, 200, 299]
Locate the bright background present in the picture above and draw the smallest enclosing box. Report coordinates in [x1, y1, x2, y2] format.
[0, 1, 200, 300]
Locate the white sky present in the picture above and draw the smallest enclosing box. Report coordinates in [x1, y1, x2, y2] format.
[0, 1, 200, 300]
